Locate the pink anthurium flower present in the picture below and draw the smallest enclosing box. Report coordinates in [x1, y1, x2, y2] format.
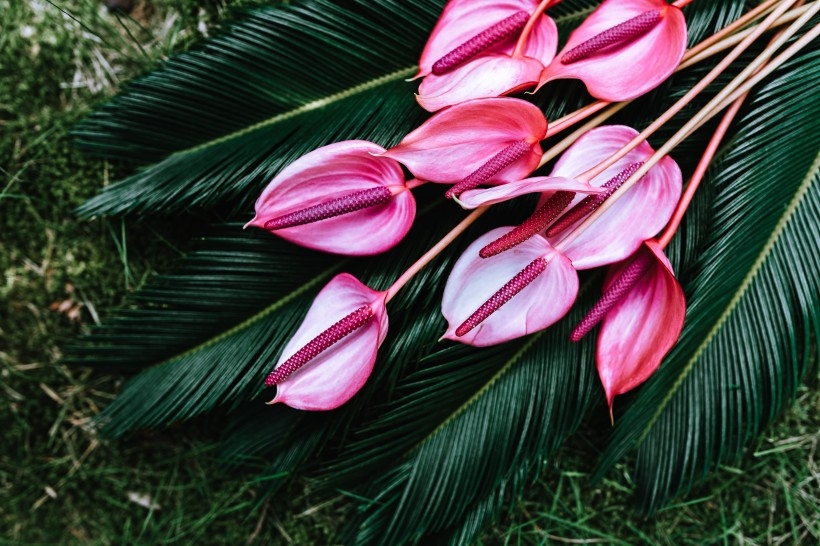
[546, 125, 681, 269]
[381, 98, 547, 197]
[264, 273, 389, 411]
[416, 1, 558, 111]
[441, 227, 578, 346]
[570, 240, 685, 410]
[537, 0, 687, 101]
[246, 140, 415, 256]
[468, 125, 681, 264]
[417, 0, 557, 78]
[417, 54, 549, 112]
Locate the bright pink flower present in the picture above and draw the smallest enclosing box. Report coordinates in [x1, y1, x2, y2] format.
[441, 228, 577, 346]
[381, 98, 547, 195]
[546, 126, 681, 269]
[462, 125, 681, 264]
[537, 0, 687, 101]
[418, 54, 549, 112]
[417, 1, 556, 78]
[415, 1, 558, 111]
[571, 240, 685, 409]
[246, 141, 415, 256]
[265, 273, 389, 411]
[441, 126, 682, 347]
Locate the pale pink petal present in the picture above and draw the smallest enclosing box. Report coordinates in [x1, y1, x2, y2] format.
[596, 241, 685, 406]
[417, 55, 544, 112]
[538, 0, 686, 100]
[269, 274, 389, 411]
[456, 175, 602, 209]
[417, 0, 555, 78]
[547, 126, 681, 269]
[382, 98, 546, 184]
[441, 228, 578, 346]
[246, 140, 415, 256]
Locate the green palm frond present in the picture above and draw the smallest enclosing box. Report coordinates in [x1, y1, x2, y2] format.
[72, 0, 738, 218]
[72, 199, 480, 437]
[65, 228, 339, 370]
[66, 0, 820, 542]
[344, 300, 599, 545]
[594, 48, 820, 514]
[73, 0, 445, 217]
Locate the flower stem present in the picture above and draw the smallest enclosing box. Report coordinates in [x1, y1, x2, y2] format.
[657, 93, 746, 249]
[571, 0, 801, 185]
[513, 0, 558, 57]
[659, 4, 812, 248]
[385, 208, 487, 303]
[556, 7, 819, 252]
[538, 102, 628, 167]
[678, 4, 812, 71]
[682, 0, 785, 62]
[536, 2, 798, 159]
[545, 101, 612, 138]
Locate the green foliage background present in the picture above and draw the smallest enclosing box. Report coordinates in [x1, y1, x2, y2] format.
[1, 0, 818, 544]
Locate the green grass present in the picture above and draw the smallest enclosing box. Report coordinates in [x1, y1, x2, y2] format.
[1, 0, 817, 544]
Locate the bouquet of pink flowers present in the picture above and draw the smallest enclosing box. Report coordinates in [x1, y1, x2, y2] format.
[72, 0, 819, 542]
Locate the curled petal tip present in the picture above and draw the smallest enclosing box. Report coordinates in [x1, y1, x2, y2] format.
[266, 274, 389, 411]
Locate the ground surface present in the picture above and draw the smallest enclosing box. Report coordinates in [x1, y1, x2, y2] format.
[1, 1, 818, 544]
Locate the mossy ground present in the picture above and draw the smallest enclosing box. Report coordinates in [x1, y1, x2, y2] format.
[1, 1, 817, 544]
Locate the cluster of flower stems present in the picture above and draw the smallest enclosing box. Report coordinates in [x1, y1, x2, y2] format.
[250, 0, 819, 412]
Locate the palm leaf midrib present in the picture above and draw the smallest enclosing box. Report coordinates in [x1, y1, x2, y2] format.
[180, 67, 417, 156]
[137, 261, 343, 370]
[636, 149, 820, 446]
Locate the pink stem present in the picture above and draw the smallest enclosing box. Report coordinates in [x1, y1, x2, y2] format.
[385, 208, 487, 303]
[658, 94, 745, 249]
[512, 0, 558, 57]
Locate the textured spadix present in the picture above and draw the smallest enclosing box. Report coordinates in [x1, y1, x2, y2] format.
[595, 241, 685, 408]
[442, 228, 577, 346]
[266, 273, 388, 411]
[416, 0, 558, 79]
[247, 141, 415, 256]
[546, 125, 681, 269]
[538, 0, 686, 100]
[382, 98, 546, 185]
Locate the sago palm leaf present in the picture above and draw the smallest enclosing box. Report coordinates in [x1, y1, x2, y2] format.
[73, 0, 736, 218]
[64, 228, 339, 370]
[594, 48, 820, 514]
[66, 0, 815, 542]
[344, 303, 599, 546]
[73, 0, 446, 217]
[74, 200, 478, 436]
